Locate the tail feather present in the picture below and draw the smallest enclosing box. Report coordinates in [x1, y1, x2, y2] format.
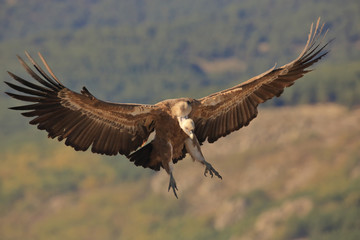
[128, 142, 161, 171]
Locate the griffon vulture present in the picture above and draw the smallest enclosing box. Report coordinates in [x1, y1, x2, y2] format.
[5, 19, 330, 198]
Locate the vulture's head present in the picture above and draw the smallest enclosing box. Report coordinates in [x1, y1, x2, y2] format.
[171, 100, 192, 117]
[180, 118, 195, 139]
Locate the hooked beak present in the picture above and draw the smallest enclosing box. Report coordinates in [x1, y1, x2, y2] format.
[189, 131, 194, 140]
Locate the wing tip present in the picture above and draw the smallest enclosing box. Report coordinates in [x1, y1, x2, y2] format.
[81, 86, 95, 100]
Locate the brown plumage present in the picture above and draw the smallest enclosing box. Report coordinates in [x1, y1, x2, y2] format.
[5, 18, 330, 198]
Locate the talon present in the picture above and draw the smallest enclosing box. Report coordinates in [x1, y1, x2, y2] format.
[203, 162, 222, 180]
[168, 173, 179, 199]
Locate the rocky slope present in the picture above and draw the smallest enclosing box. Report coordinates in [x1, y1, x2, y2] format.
[1, 104, 359, 240]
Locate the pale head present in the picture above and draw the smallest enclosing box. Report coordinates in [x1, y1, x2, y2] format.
[171, 100, 192, 117]
[179, 118, 195, 139]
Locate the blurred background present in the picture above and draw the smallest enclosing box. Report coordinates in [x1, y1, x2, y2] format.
[1, 0, 359, 239]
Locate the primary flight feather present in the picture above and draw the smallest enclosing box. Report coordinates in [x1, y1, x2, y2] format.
[5, 18, 330, 198]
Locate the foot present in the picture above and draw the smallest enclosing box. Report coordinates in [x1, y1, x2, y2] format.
[204, 162, 222, 179]
[168, 172, 179, 199]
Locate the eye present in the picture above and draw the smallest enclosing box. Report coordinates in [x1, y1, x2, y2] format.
[186, 100, 191, 105]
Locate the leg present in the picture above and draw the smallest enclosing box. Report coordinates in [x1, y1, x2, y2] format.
[184, 138, 222, 180]
[163, 162, 179, 198]
[161, 140, 179, 198]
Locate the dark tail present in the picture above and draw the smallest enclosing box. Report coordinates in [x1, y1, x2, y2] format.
[128, 142, 161, 171]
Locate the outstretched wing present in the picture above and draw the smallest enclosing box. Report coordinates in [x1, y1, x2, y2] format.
[190, 18, 331, 144]
[5, 52, 157, 156]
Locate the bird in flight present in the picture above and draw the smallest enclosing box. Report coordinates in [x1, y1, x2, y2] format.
[5, 19, 330, 198]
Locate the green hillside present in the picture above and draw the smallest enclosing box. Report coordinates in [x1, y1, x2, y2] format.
[1, 0, 360, 106]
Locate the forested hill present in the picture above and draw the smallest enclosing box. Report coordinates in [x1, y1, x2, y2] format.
[1, 0, 359, 106]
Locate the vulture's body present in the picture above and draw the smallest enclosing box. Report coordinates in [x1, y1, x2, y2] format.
[5, 19, 330, 197]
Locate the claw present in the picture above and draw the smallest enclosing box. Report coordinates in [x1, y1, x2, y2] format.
[168, 173, 179, 199]
[204, 162, 222, 180]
